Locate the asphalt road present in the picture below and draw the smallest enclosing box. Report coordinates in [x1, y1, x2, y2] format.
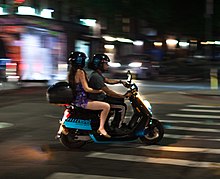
[0, 82, 220, 179]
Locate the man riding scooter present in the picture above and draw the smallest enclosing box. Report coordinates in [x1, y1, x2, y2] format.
[88, 54, 131, 131]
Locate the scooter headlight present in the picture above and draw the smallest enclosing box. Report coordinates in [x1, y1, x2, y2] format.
[143, 100, 152, 115]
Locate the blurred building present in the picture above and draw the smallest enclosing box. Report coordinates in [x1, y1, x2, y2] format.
[0, 0, 154, 81]
[0, 0, 91, 81]
[5, 1, 153, 51]
[1, 0, 215, 81]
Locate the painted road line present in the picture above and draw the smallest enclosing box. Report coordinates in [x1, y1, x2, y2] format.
[0, 122, 14, 129]
[162, 119, 220, 125]
[180, 108, 220, 113]
[161, 119, 220, 126]
[126, 116, 220, 126]
[165, 125, 220, 132]
[186, 105, 220, 108]
[167, 113, 220, 119]
[164, 133, 220, 142]
[137, 145, 220, 154]
[46, 172, 133, 179]
[44, 114, 60, 119]
[87, 152, 220, 168]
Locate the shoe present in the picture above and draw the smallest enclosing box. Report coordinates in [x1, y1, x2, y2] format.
[55, 133, 61, 139]
[97, 129, 111, 138]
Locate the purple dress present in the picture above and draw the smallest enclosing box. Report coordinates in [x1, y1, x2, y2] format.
[73, 83, 88, 108]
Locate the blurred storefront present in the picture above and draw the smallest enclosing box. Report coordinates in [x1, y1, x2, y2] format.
[0, 15, 89, 82]
[0, 16, 66, 81]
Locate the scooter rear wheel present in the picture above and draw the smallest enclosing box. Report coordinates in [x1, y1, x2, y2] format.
[139, 118, 164, 145]
[59, 133, 87, 149]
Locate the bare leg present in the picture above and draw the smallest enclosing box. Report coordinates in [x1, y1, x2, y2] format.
[85, 101, 110, 137]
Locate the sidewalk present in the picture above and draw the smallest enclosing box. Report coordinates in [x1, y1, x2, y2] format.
[0, 82, 20, 91]
[0, 81, 47, 91]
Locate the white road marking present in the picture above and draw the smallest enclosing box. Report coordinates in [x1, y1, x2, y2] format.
[161, 119, 220, 126]
[186, 105, 220, 108]
[0, 122, 14, 129]
[46, 172, 133, 179]
[166, 125, 220, 132]
[166, 113, 220, 119]
[164, 133, 220, 142]
[87, 152, 220, 168]
[137, 145, 220, 154]
[180, 108, 220, 113]
[44, 114, 60, 119]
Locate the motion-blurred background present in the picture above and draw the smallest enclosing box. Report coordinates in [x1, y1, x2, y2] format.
[0, 0, 219, 83]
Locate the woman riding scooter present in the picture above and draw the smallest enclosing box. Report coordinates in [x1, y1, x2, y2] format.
[47, 68, 164, 149]
[67, 51, 111, 138]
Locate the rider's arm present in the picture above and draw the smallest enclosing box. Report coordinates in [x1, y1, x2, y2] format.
[101, 86, 129, 98]
[79, 70, 102, 94]
[104, 77, 127, 87]
[104, 77, 121, 84]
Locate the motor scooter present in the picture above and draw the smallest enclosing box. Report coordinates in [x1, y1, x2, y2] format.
[46, 71, 164, 149]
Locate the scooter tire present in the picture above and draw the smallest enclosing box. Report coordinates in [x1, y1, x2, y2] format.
[139, 118, 164, 145]
[59, 133, 87, 149]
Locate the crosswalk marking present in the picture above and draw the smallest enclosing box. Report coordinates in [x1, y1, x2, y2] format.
[163, 104, 220, 141]
[0, 122, 14, 129]
[163, 104, 220, 142]
[137, 145, 220, 154]
[164, 133, 220, 142]
[46, 172, 133, 179]
[86, 104, 220, 171]
[180, 108, 220, 113]
[165, 125, 220, 132]
[161, 119, 220, 125]
[87, 152, 220, 168]
[167, 113, 220, 119]
[186, 105, 220, 108]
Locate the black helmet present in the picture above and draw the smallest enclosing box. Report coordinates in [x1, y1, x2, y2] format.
[88, 54, 110, 71]
[68, 51, 87, 68]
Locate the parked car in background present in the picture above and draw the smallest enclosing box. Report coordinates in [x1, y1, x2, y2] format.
[108, 54, 161, 79]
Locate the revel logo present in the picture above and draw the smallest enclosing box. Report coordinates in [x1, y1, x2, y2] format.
[66, 118, 91, 125]
[64, 118, 92, 130]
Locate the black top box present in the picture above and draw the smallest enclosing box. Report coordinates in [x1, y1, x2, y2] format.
[46, 82, 74, 105]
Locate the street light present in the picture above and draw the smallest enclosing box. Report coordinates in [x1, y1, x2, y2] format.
[166, 39, 178, 49]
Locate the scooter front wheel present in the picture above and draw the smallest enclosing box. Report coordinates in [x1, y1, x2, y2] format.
[139, 118, 164, 145]
[59, 133, 87, 149]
